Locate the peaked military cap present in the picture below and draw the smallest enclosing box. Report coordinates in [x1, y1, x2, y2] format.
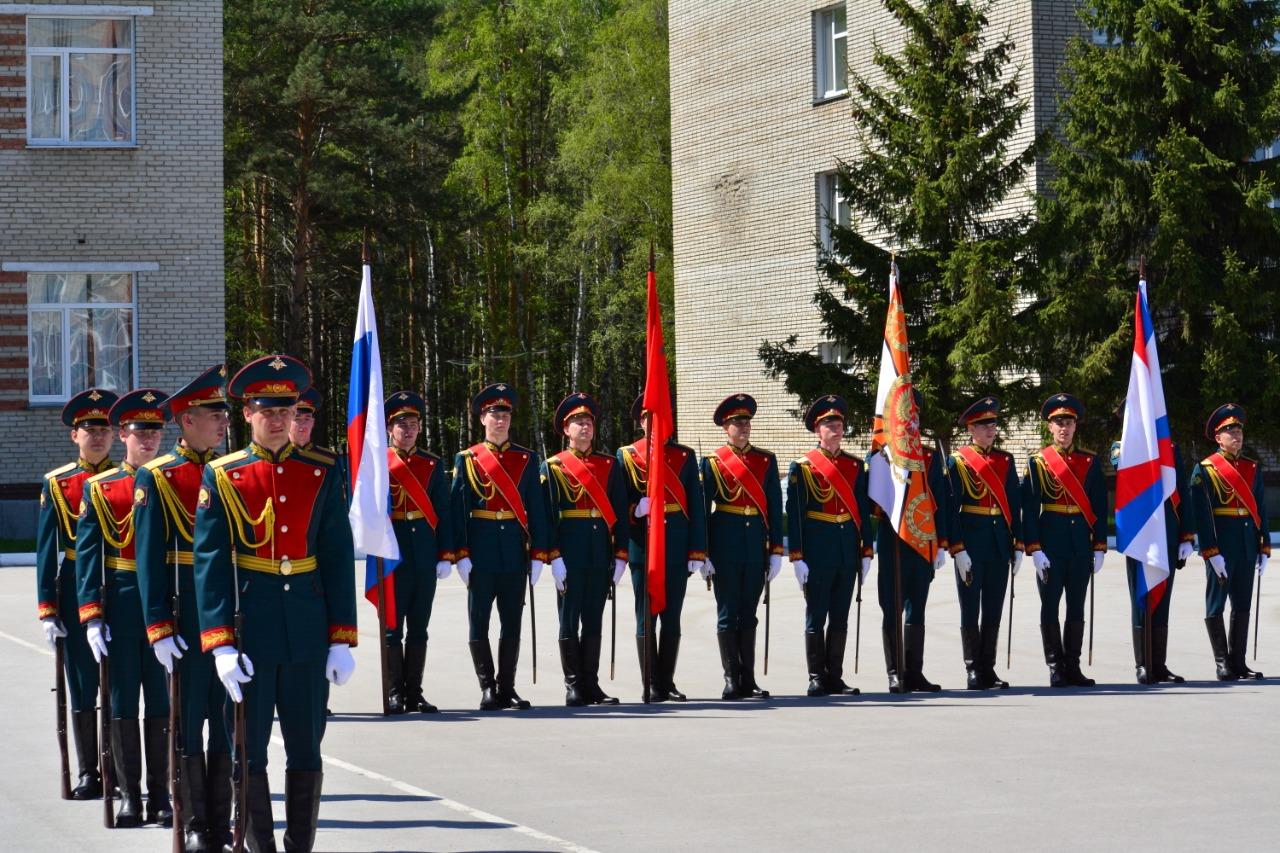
[295, 386, 322, 415]
[163, 364, 228, 419]
[62, 387, 119, 428]
[959, 395, 1000, 427]
[714, 393, 757, 426]
[230, 355, 310, 407]
[385, 390, 424, 423]
[110, 388, 169, 428]
[554, 392, 599, 434]
[804, 394, 848, 432]
[472, 382, 516, 416]
[1205, 403, 1245, 440]
[1041, 393, 1083, 421]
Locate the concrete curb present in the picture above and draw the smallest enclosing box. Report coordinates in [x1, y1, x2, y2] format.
[0, 553, 36, 567]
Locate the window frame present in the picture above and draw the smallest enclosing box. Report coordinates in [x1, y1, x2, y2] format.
[813, 4, 849, 103]
[816, 170, 850, 255]
[25, 14, 138, 148]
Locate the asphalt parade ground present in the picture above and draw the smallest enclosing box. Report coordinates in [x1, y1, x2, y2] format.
[2, 553, 1278, 853]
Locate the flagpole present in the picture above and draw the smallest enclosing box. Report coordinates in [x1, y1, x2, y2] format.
[363, 232, 393, 716]
[1006, 567, 1015, 669]
[894, 534, 905, 693]
[642, 415, 653, 704]
[1088, 572, 1095, 667]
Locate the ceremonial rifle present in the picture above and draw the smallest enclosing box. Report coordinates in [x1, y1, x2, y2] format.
[229, 539, 247, 853]
[98, 536, 115, 828]
[54, 576, 71, 800]
[375, 556, 390, 714]
[169, 554, 184, 853]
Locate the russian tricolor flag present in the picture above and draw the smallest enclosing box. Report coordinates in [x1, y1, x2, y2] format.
[347, 261, 401, 621]
[1115, 278, 1177, 609]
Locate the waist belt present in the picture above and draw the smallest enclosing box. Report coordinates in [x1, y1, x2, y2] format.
[1043, 503, 1082, 515]
[168, 551, 194, 565]
[962, 505, 1003, 516]
[663, 502, 682, 514]
[716, 504, 759, 516]
[472, 509, 517, 521]
[105, 556, 137, 572]
[391, 510, 427, 521]
[561, 508, 606, 519]
[806, 510, 853, 524]
[235, 554, 317, 576]
[1213, 507, 1252, 518]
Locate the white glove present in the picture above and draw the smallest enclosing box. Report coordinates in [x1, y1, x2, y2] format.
[933, 550, 948, 571]
[1209, 554, 1227, 579]
[456, 556, 472, 586]
[1092, 552, 1105, 574]
[551, 557, 567, 592]
[634, 496, 650, 518]
[1177, 542, 1194, 563]
[86, 620, 111, 663]
[40, 617, 67, 652]
[699, 559, 714, 582]
[326, 643, 355, 686]
[530, 559, 544, 587]
[793, 559, 809, 589]
[1011, 550, 1023, 577]
[613, 558, 627, 585]
[153, 635, 188, 675]
[767, 553, 782, 582]
[1032, 551, 1051, 583]
[213, 646, 254, 703]
[860, 557, 871, 585]
[435, 560, 452, 580]
[954, 550, 973, 582]
[1258, 554, 1268, 576]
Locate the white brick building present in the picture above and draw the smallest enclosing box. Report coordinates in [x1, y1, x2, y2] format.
[0, 1, 223, 537]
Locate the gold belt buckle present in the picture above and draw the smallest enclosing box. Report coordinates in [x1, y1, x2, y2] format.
[280, 556, 293, 576]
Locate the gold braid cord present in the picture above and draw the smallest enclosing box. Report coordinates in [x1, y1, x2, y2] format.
[463, 453, 498, 502]
[953, 455, 990, 501]
[90, 480, 135, 550]
[153, 472, 196, 544]
[708, 459, 743, 503]
[799, 462, 835, 504]
[213, 466, 275, 549]
[620, 447, 646, 491]
[47, 475, 78, 542]
[548, 460, 585, 503]
[1205, 466, 1236, 505]
[1033, 456, 1066, 502]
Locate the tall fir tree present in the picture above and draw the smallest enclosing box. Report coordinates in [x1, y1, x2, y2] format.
[1034, 0, 1280, 451]
[758, 0, 1041, 442]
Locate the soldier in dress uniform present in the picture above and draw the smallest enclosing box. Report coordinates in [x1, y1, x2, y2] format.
[542, 392, 628, 706]
[291, 387, 349, 502]
[134, 365, 233, 851]
[701, 394, 783, 700]
[1191, 404, 1269, 680]
[451, 383, 551, 711]
[1022, 393, 1108, 688]
[35, 387, 117, 800]
[947, 396, 1022, 690]
[77, 388, 173, 828]
[874, 390, 949, 693]
[193, 355, 357, 853]
[618, 394, 707, 702]
[786, 395, 872, 697]
[383, 390, 453, 714]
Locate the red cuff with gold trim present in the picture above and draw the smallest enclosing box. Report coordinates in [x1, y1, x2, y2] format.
[770, 545, 784, 556]
[789, 550, 803, 562]
[1025, 541, 1042, 554]
[949, 541, 967, 556]
[456, 547, 470, 560]
[79, 601, 103, 624]
[1200, 546, 1220, 559]
[329, 624, 358, 646]
[1179, 533, 1195, 543]
[37, 601, 57, 620]
[437, 550, 456, 563]
[861, 547, 874, 559]
[146, 620, 175, 644]
[614, 549, 628, 561]
[531, 550, 550, 563]
[1093, 542, 1107, 552]
[688, 550, 708, 562]
[201, 626, 235, 652]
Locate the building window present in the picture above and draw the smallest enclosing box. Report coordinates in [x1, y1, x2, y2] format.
[27, 16, 135, 146]
[817, 170, 850, 253]
[28, 272, 136, 403]
[813, 5, 848, 101]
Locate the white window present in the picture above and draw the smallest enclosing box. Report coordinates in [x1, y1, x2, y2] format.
[818, 341, 852, 368]
[27, 16, 135, 146]
[813, 5, 848, 100]
[816, 170, 850, 253]
[27, 272, 136, 403]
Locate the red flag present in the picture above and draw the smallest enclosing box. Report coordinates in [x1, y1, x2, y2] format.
[642, 265, 672, 615]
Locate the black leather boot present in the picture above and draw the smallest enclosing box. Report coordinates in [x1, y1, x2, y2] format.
[70, 709, 103, 799]
[805, 629, 828, 696]
[657, 635, 686, 701]
[1041, 622, 1066, 688]
[1229, 611, 1263, 679]
[1205, 615, 1236, 680]
[824, 626, 858, 695]
[206, 751, 234, 853]
[144, 717, 173, 826]
[716, 631, 740, 700]
[979, 623, 1009, 689]
[113, 718, 144, 827]
[403, 641, 437, 713]
[635, 634, 664, 702]
[1063, 621, 1095, 686]
[282, 770, 323, 853]
[469, 640, 502, 710]
[1152, 624, 1183, 683]
[882, 627, 904, 693]
[385, 640, 406, 714]
[737, 626, 770, 698]
[580, 634, 618, 704]
[961, 625, 982, 689]
[179, 753, 212, 853]
[1132, 626, 1152, 685]
[245, 772, 278, 853]
[497, 636, 532, 709]
[559, 637, 589, 707]
[903, 625, 941, 692]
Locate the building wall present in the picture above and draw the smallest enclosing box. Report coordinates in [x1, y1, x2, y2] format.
[669, 1, 1082, 465]
[0, 1, 224, 536]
